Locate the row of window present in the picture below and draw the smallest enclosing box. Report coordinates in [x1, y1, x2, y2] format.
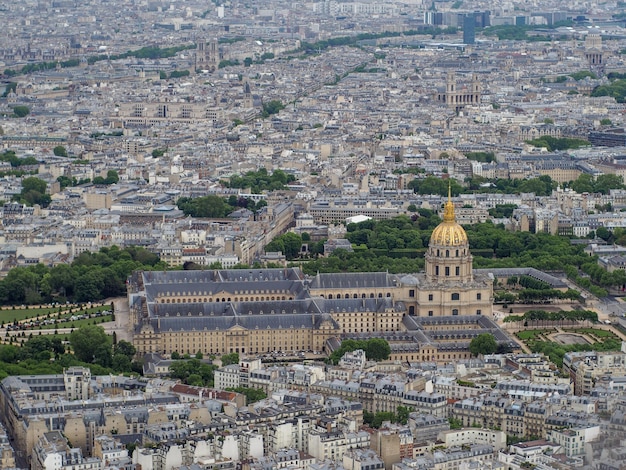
[160, 296, 295, 303]
[427, 309, 481, 316]
[323, 293, 391, 299]
[436, 249, 467, 257]
[427, 293, 482, 301]
[435, 266, 460, 276]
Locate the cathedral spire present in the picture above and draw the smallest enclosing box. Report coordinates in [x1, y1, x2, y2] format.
[443, 180, 455, 223]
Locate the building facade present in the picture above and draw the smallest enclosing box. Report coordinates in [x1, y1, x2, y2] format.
[128, 196, 511, 361]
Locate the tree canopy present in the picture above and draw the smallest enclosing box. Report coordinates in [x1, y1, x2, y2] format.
[570, 173, 625, 194]
[221, 352, 239, 366]
[329, 338, 391, 364]
[525, 136, 590, 151]
[53, 145, 68, 157]
[12, 105, 30, 118]
[222, 168, 296, 193]
[469, 333, 498, 356]
[13, 176, 51, 208]
[93, 170, 119, 185]
[70, 325, 113, 366]
[408, 176, 464, 197]
[0, 245, 163, 305]
[265, 232, 303, 259]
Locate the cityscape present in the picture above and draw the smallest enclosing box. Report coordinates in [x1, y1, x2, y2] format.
[3, 0, 626, 469]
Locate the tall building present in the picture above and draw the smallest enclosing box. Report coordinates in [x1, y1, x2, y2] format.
[127, 186, 512, 362]
[411, 186, 493, 317]
[436, 72, 481, 112]
[463, 15, 475, 45]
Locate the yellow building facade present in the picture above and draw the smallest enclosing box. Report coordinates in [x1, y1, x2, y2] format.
[129, 196, 514, 361]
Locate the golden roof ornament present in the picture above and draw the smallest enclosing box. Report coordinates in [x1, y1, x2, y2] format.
[429, 179, 469, 247]
[442, 180, 455, 223]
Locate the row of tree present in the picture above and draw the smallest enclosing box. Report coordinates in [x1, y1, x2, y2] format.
[0, 325, 138, 380]
[177, 195, 266, 218]
[0, 246, 164, 305]
[464, 175, 556, 197]
[3, 45, 195, 77]
[0, 150, 38, 167]
[221, 168, 295, 193]
[503, 309, 598, 325]
[495, 288, 581, 304]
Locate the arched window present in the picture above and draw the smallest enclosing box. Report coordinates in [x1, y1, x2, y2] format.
[446, 250, 449, 257]
[452, 309, 459, 316]
[451, 293, 460, 301]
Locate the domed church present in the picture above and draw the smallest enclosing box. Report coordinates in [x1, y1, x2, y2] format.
[408, 186, 493, 317]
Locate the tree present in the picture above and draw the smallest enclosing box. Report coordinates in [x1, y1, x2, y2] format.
[261, 100, 285, 117]
[53, 145, 68, 157]
[12, 105, 30, 117]
[112, 353, 132, 372]
[226, 386, 267, 404]
[469, 333, 498, 357]
[221, 352, 239, 366]
[69, 325, 112, 366]
[365, 338, 391, 361]
[21, 176, 46, 194]
[15, 177, 50, 208]
[113, 340, 136, 359]
[396, 406, 412, 425]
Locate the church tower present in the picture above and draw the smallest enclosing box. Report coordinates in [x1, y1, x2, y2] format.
[414, 182, 493, 317]
[425, 185, 473, 284]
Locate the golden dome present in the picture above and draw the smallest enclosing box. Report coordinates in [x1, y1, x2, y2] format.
[429, 183, 469, 247]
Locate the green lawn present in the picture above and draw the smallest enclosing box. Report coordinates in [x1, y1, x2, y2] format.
[0, 304, 111, 325]
[55, 305, 110, 321]
[0, 307, 56, 323]
[37, 315, 113, 330]
[516, 329, 548, 340]
[565, 328, 617, 339]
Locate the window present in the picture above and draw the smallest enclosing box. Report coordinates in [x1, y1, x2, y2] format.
[428, 311, 433, 316]
[477, 293, 482, 300]
[477, 310, 482, 315]
[446, 250, 449, 257]
[445, 267, 450, 276]
[435, 266, 439, 276]
[452, 309, 459, 316]
[409, 289, 415, 298]
[455, 266, 460, 276]
[452, 293, 460, 301]
[428, 294, 433, 301]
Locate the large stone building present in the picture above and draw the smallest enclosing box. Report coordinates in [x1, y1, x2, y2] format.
[128, 195, 514, 361]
